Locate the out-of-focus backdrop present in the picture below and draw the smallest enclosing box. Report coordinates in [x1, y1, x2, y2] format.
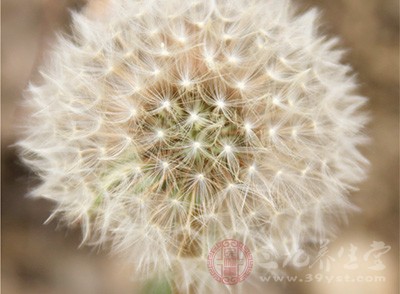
[2, 0, 399, 293]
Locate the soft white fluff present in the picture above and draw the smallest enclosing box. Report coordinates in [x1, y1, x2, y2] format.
[17, 0, 368, 292]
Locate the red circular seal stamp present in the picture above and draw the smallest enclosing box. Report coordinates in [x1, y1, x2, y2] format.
[207, 239, 253, 285]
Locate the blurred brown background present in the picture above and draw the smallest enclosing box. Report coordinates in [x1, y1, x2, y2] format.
[1, 0, 399, 293]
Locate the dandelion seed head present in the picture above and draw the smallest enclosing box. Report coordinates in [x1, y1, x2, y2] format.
[236, 81, 246, 90]
[161, 100, 170, 109]
[223, 144, 232, 153]
[188, 112, 199, 122]
[17, 0, 369, 291]
[152, 68, 161, 76]
[156, 130, 165, 139]
[244, 122, 252, 132]
[196, 173, 204, 180]
[180, 78, 192, 88]
[162, 161, 169, 169]
[192, 141, 201, 149]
